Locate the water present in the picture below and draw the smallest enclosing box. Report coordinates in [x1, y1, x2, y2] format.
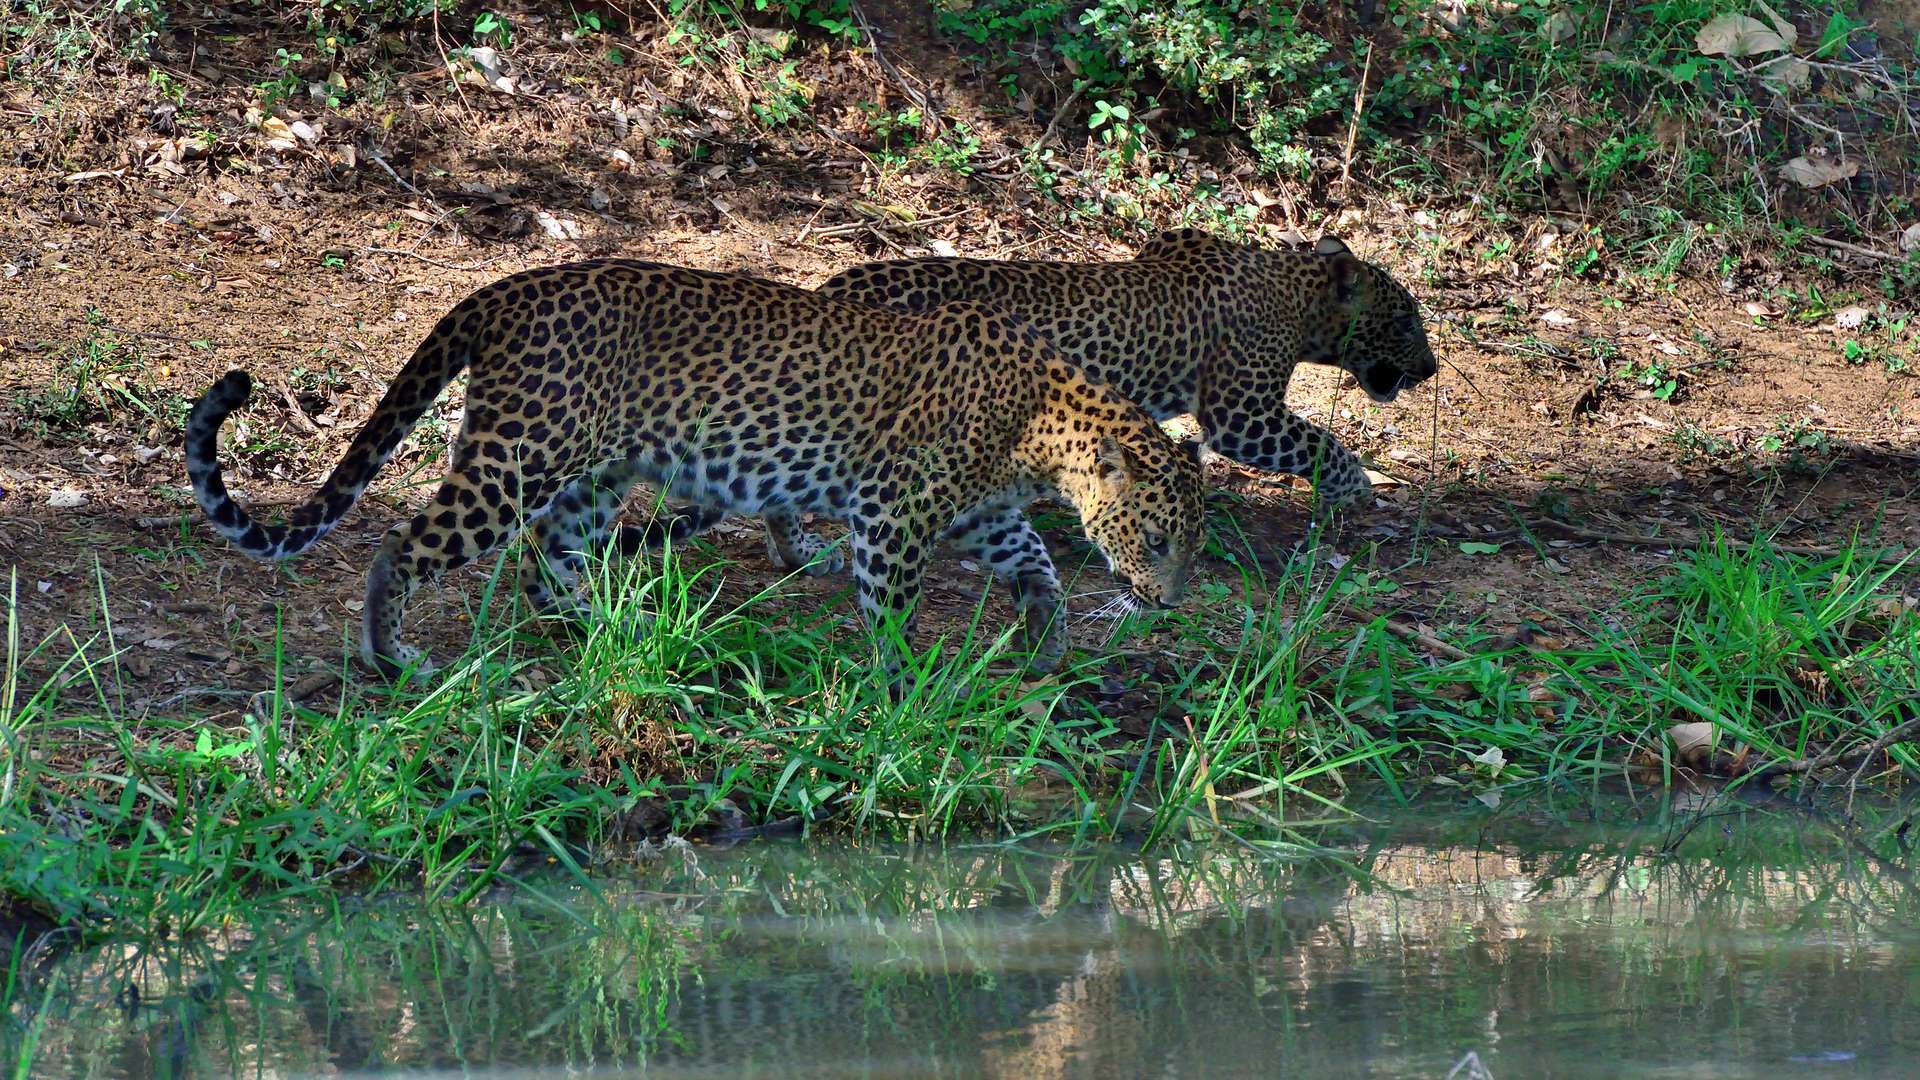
[7, 789, 1919, 1078]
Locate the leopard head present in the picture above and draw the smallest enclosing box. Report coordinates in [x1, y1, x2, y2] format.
[1080, 431, 1207, 610]
[1313, 235, 1439, 403]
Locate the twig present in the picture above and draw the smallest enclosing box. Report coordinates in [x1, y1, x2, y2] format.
[1026, 81, 1087, 160]
[363, 247, 505, 272]
[1336, 42, 1374, 199]
[1746, 715, 1920, 784]
[278, 381, 320, 436]
[1337, 601, 1476, 662]
[1524, 518, 1911, 565]
[800, 205, 972, 239]
[1806, 235, 1901, 263]
[865, 223, 908, 255]
[849, 1, 943, 136]
[429, 4, 478, 125]
[1377, 613, 1475, 662]
[83, 322, 196, 344]
[364, 150, 448, 218]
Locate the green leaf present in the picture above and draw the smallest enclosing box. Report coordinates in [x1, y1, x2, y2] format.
[1458, 541, 1503, 555]
[195, 729, 212, 756]
[1816, 12, 1864, 58]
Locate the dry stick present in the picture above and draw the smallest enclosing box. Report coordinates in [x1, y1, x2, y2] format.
[1035, 81, 1086, 155]
[1336, 42, 1374, 200]
[849, 1, 943, 135]
[978, 82, 1087, 174]
[1745, 715, 1920, 784]
[1328, 598, 1476, 663]
[1525, 518, 1911, 565]
[429, 4, 479, 125]
[1378, 612, 1475, 662]
[365, 150, 449, 220]
[803, 206, 972, 239]
[364, 247, 506, 272]
[1806, 235, 1901, 263]
[84, 322, 195, 344]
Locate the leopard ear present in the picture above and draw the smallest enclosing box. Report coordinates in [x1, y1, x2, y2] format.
[1319, 236, 1366, 308]
[1098, 435, 1140, 491]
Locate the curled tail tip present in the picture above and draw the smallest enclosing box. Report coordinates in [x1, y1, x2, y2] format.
[192, 369, 253, 418]
[212, 369, 253, 406]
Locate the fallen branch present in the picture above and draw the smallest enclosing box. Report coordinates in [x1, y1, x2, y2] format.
[1806, 235, 1901, 263]
[1525, 518, 1910, 565]
[849, 2, 942, 136]
[798, 204, 971, 239]
[1377, 613, 1475, 662]
[1335, 42, 1374, 199]
[364, 247, 507, 272]
[1745, 715, 1920, 784]
[81, 322, 196, 344]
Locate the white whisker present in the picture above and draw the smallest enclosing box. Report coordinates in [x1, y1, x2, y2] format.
[1076, 591, 1141, 625]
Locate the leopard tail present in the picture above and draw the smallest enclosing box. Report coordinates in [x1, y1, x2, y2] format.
[184, 305, 474, 561]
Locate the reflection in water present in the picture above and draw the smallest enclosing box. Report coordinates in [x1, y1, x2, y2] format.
[6, 790, 1919, 1078]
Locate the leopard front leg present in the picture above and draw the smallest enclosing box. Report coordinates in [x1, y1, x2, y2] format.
[847, 507, 936, 692]
[1196, 395, 1373, 509]
[946, 507, 1066, 673]
[609, 502, 726, 558]
[520, 461, 655, 636]
[762, 510, 845, 577]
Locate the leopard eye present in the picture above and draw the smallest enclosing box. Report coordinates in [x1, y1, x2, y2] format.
[1145, 531, 1168, 557]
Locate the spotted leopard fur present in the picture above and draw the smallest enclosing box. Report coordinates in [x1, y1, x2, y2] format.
[185, 260, 1206, 679]
[636, 230, 1434, 578]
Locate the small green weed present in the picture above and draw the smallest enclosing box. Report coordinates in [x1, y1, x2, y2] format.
[8, 328, 187, 441]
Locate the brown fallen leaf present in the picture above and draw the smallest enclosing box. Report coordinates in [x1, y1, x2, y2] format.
[1695, 7, 1796, 57]
[1779, 153, 1859, 190]
[1667, 721, 1718, 768]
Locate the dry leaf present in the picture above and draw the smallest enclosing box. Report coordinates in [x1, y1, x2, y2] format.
[258, 115, 298, 150]
[1900, 223, 1920, 253]
[1779, 154, 1859, 189]
[1363, 468, 1402, 487]
[1834, 305, 1870, 331]
[1696, 5, 1796, 57]
[534, 211, 581, 240]
[1760, 56, 1810, 93]
[927, 239, 959, 257]
[46, 488, 88, 509]
[1468, 746, 1507, 775]
[1741, 300, 1782, 318]
[1537, 308, 1577, 327]
[1666, 721, 1718, 767]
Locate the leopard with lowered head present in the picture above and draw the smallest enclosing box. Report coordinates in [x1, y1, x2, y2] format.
[647, 229, 1435, 579]
[185, 259, 1207, 680]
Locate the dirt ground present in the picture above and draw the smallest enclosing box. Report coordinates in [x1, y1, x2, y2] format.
[2, 4, 1917, 717]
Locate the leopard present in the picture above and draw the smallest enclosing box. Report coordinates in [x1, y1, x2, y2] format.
[627, 229, 1436, 579]
[184, 259, 1208, 682]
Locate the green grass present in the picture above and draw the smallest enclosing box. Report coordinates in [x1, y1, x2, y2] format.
[3, 524, 1916, 931]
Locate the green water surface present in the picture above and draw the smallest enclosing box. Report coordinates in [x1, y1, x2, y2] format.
[6, 788, 1917, 1078]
